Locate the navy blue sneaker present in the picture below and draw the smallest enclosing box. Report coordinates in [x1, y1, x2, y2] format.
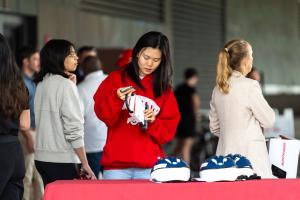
[198, 155, 238, 182]
[226, 154, 254, 177]
[150, 157, 190, 182]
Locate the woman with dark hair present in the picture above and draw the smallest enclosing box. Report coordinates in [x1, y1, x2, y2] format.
[209, 39, 275, 178]
[34, 39, 96, 186]
[0, 33, 30, 199]
[94, 31, 180, 179]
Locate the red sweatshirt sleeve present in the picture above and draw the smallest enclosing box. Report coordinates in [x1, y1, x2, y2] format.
[146, 88, 181, 145]
[93, 71, 124, 127]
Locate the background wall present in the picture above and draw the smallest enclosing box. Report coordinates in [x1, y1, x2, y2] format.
[226, 0, 300, 87]
[2, 0, 299, 90]
[37, 0, 165, 48]
[36, 0, 225, 108]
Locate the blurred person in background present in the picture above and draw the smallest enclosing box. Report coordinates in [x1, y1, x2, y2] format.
[16, 47, 44, 200]
[75, 46, 98, 84]
[0, 33, 30, 200]
[209, 39, 275, 178]
[34, 39, 96, 186]
[94, 31, 180, 180]
[173, 68, 200, 164]
[116, 48, 132, 68]
[246, 67, 265, 93]
[246, 67, 261, 82]
[78, 56, 108, 179]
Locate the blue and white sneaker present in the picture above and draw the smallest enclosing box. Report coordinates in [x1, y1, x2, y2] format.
[150, 157, 190, 182]
[198, 155, 238, 182]
[226, 154, 254, 177]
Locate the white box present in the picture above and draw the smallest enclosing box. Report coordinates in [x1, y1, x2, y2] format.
[268, 137, 300, 178]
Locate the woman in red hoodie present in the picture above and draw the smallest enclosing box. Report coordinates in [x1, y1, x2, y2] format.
[94, 31, 180, 179]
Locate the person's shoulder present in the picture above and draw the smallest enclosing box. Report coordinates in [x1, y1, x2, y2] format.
[175, 83, 187, 92]
[54, 75, 76, 90]
[211, 85, 220, 96]
[243, 77, 260, 87]
[236, 77, 261, 95]
[39, 73, 65, 85]
[232, 75, 256, 87]
[106, 68, 123, 79]
[23, 76, 31, 88]
[56, 75, 71, 84]
[162, 85, 176, 98]
[77, 79, 86, 90]
[48, 73, 66, 81]
[212, 85, 218, 92]
[100, 70, 108, 79]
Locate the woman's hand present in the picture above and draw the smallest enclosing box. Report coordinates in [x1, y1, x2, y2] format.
[117, 86, 136, 100]
[74, 147, 96, 179]
[144, 108, 155, 123]
[65, 72, 77, 84]
[82, 163, 97, 180]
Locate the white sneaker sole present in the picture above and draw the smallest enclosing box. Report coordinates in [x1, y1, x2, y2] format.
[151, 167, 190, 182]
[198, 167, 254, 182]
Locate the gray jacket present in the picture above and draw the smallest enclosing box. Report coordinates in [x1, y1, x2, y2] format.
[34, 74, 84, 163]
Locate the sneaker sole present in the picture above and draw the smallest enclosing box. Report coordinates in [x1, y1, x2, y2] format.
[151, 167, 190, 182]
[199, 167, 239, 182]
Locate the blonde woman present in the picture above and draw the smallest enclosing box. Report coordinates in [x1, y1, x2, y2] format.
[209, 39, 275, 178]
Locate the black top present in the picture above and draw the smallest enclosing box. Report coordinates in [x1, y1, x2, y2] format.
[0, 86, 29, 141]
[0, 111, 20, 143]
[175, 83, 197, 138]
[0, 111, 20, 135]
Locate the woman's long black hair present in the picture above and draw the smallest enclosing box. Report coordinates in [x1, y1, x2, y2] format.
[123, 31, 173, 98]
[35, 39, 74, 83]
[0, 33, 28, 119]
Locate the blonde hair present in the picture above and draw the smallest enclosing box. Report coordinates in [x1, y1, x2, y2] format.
[216, 39, 250, 94]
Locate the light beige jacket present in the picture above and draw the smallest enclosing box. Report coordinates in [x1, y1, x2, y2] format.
[209, 71, 275, 178]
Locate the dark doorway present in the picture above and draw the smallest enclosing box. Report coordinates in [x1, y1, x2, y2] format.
[0, 12, 37, 55]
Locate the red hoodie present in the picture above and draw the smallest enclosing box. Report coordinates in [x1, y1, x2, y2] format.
[93, 68, 180, 169]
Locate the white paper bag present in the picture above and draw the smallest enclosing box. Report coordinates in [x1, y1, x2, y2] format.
[268, 138, 300, 178]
